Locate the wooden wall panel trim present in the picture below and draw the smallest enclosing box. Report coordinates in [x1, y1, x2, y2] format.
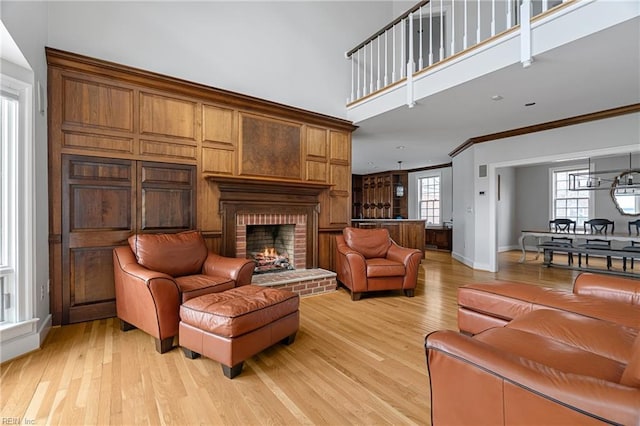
[46, 47, 357, 132]
[139, 92, 197, 140]
[63, 132, 134, 155]
[239, 114, 302, 180]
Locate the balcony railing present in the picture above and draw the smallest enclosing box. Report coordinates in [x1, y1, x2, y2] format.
[346, 0, 571, 106]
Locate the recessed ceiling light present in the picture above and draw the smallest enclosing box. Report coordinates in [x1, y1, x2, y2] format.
[491, 95, 503, 101]
[396, 145, 406, 149]
[525, 102, 536, 107]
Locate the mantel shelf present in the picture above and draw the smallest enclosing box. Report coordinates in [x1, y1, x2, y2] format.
[204, 174, 333, 196]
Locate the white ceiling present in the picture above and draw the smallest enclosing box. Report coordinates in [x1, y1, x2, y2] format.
[350, 15, 640, 175]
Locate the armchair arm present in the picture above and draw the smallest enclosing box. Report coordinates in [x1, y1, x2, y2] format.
[335, 235, 368, 293]
[202, 253, 255, 286]
[387, 242, 422, 290]
[113, 247, 180, 340]
[573, 272, 640, 305]
[425, 330, 640, 426]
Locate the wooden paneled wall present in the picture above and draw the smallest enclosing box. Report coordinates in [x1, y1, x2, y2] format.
[47, 47, 356, 325]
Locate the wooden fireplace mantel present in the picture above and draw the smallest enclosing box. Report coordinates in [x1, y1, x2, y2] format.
[205, 174, 333, 197]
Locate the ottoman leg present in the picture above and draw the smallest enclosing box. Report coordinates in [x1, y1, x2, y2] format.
[282, 333, 296, 345]
[182, 347, 201, 359]
[404, 289, 415, 297]
[222, 362, 244, 379]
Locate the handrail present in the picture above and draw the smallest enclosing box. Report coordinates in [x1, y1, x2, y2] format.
[345, 0, 573, 105]
[346, 0, 430, 58]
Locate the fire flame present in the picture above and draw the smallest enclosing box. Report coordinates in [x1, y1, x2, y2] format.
[263, 247, 277, 257]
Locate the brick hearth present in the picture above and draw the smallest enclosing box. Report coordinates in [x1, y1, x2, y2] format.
[251, 268, 337, 297]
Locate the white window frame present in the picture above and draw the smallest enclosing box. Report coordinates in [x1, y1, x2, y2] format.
[0, 65, 36, 334]
[549, 165, 592, 228]
[418, 173, 441, 225]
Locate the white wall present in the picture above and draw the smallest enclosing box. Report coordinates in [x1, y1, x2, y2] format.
[0, 1, 51, 359]
[46, 1, 403, 119]
[463, 112, 640, 271]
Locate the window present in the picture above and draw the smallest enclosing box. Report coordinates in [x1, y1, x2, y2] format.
[552, 168, 590, 228]
[0, 90, 18, 324]
[419, 175, 440, 225]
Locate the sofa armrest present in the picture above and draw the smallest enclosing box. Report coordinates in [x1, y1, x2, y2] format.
[202, 253, 255, 286]
[113, 247, 181, 340]
[387, 242, 422, 290]
[335, 236, 367, 292]
[425, 330, 640, 426]
[573, 272, 640, 305]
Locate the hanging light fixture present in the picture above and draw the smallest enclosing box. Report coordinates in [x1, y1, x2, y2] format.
[395, 161, 405, 198]
[569, 153, 640, 191]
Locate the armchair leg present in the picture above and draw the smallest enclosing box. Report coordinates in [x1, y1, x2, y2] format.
[351, 292, 362, 301]
[155, 337, 174, 354]
[404, 289, 415, 297]
[119, 319, 136, 332]
[222, 362, 244, 379]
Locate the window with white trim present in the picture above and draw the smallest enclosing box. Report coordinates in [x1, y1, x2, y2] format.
[552, 167, 590, 228]
[419, 175, 440, 225]
[0, 90, 18, 324]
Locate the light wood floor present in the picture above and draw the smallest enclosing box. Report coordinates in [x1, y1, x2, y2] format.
[1, 251, 584, 425]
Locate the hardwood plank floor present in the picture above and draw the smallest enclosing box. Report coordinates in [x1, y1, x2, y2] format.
[1, 251, 585, 425]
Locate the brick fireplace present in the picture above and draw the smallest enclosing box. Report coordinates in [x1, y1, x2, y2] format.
[211, 176, 332, 269]
[236, 215, 307, 272]
[209, 177, 338, 296]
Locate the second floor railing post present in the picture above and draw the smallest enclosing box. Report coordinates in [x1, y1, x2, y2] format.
[407, 12, 415, 108]
[521, 0, 533, 67]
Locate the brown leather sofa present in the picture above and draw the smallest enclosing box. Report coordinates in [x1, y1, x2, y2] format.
[113, 231, 255, 353]
[425, 273, 640, 425]
[335, 227, 423, 301]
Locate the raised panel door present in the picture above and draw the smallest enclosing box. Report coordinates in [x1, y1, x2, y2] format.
[62, 155, 135, 324]
[138, 162, 196, 232]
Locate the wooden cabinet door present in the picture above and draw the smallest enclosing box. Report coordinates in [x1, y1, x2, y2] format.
[61, 155, 196, 323]
[62, 155, 135, 324]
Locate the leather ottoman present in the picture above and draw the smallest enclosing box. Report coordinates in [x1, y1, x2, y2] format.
[179, 284, 299, 378]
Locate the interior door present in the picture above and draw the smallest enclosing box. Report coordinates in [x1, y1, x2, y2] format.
[62, 155, 135, 324]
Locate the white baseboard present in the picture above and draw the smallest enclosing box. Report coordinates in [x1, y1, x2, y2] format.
[0, 315, 51, 363]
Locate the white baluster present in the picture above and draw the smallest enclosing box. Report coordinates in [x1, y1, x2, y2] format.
[376, 35, 381, 90]
[463, 0, 468, 49]
[384, 30, 389, 86]
[418, 7, 424, 70]
[491, 0, 496, 36]
[542, 0, 549, 13]
[477, 0, 481, 44]
[357, 49, 361, 99]
[507, 0, 512, 27]
[370, 41, 374, 94]
[429, 1, 433, 66]
[440, 0, 445, 60]
[450, 0, 455, 55]
[401, 18, 406, 79]
[392, 25, 397, 82]
[362, 46, 367, 96]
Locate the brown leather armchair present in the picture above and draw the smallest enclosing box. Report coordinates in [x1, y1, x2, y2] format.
[113, 231, 255, 353]
[335, 227, 423, 301]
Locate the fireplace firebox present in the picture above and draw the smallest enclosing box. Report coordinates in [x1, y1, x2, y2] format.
[246, 224, 295, 274]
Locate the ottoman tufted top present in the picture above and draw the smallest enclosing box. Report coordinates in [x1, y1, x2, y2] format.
[180, 285, 299, 338]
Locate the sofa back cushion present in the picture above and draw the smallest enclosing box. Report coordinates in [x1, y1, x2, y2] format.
[343, 227, 391, 259]
[128, 231, 208, 277]
[620, 334, 640, 388]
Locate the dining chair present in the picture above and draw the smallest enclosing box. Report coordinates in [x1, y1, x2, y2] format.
[579, 219, 615, 269]
[622, 219, 640, 271]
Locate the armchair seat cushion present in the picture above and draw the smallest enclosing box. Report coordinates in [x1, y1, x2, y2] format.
[176, 274, 235, 302]
[366, 258, 406, 277]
